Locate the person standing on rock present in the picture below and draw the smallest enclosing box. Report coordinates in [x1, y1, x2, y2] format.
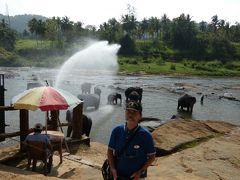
[107, 101, 156, 180]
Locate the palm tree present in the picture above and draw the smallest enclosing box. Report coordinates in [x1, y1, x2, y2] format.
[210, 15, 219, 32]
[148, 17, 160, 39]
[138, 18, 149, 39]
[28, 18, 38, 38]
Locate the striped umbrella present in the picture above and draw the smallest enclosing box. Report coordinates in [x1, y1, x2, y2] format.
[11, 86, 82, 111]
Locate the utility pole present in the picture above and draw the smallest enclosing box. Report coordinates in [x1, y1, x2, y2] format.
[5, 3, 11, 27]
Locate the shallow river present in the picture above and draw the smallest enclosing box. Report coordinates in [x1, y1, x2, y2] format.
[1, 67, 240, 146]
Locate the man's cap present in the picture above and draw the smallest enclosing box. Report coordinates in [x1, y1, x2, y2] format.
[126, 101, 142, 112]
[34, 123, 43, 130]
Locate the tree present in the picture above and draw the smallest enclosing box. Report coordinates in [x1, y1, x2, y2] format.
[209, 15, 219, 32]
[98, 18, 122, 43]
[121, 4, 138, 38]
[170, 14, 197, 50]
[0, 19, 16, 51]
[210, 36, 235, 61]
[61, 16, 74, 42]
[159, 14, 171, 43]
[28, 18, 38, 37]
[138, 18, 149, 39]
[199, 21, 208, 32]
[45, 17, 61, 46]
[73, 21, 84, 37]
[119, 34, 136, 56]
[148, 17, 160, 39]
[36, 19, 46, 40]
[229, 23, 240, 42]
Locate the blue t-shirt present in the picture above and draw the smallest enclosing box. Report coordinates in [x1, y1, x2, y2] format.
[108, 124, 156, 178]
[24, 133, 51, 152]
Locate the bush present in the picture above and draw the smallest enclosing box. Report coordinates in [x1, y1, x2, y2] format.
[191, 62, 197, 68]
[206, 60, 222, 67]
[170, 64, 176, 70]
[224, 61, 240, 70]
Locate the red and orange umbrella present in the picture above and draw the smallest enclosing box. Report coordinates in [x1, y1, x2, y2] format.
[11, 86, 82, 111]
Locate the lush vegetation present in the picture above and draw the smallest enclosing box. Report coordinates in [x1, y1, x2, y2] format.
[118, 57, 240, 76]
[0, 5, 240, 76]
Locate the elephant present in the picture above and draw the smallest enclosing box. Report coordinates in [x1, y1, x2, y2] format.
[177, 94, 196, 112]
[27, 82, 43, 90]
[107, 92, 122, 105]
[125, 87, 143, 103]
[66, 110, 92, 137]
[78, 93, 100, 111]
[94, 87, 102, 96]
[81, 82, 91, 94]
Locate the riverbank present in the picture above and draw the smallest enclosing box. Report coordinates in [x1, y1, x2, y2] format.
[0, 118, 239, 179]
[118, 60, 240, 77]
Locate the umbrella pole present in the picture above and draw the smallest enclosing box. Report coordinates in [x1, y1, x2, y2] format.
[57, 117, 70, 153]
[45, 111, 48, 134]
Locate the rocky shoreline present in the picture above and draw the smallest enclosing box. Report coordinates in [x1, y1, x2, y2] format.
[0, 118, 240, 179]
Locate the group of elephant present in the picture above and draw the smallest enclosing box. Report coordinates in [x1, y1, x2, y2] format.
[107, 87, 143, 105]
[108, 86, 196, 113]
[66, 84, 197, 138]
[77, 83, 144, 110]
[78, 82, 197, 112]
[108, 87, 197, 113]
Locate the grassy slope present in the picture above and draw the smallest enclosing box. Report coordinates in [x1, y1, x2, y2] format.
[1, 39, 240, 76]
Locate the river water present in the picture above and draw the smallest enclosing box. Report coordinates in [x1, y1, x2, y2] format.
[1, 67, 240, 146]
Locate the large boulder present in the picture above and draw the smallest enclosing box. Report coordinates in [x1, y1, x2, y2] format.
[152, 119, 236, 154]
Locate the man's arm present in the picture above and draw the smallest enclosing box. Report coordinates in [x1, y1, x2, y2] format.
[131, 153, 156, 180]
[107, 148, 118, 180]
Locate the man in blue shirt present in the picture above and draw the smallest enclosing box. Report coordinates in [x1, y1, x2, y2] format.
[24, 123, 53, 171]
[107, 101, 156, 180]
[25, 123, 52, 150]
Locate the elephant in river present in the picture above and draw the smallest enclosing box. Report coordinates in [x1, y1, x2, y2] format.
[94, 87, 102, 96]
[78, 88, 101, 111]
[81, 82, 92, 94]
[125, 87, 143, 103]
[107, 92, 122, 105]
[78, 94, 100, 111]
[27, 82, 43, 90]
[177, 94, 196, 112]
[66, 110, 92, 137]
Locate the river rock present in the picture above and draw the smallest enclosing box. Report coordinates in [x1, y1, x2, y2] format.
[152, 119, 236, 153]
[148, 124, 240, 180]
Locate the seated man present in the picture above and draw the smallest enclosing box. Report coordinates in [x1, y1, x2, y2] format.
[24, 123, 53, 173]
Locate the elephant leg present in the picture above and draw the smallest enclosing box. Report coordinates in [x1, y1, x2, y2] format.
[86, 119, 92, 137]
[190, 105, 193, 112]
[32, 159, 37, 172]
[67, 125, 72, 137]
[27, 158, 31, 170]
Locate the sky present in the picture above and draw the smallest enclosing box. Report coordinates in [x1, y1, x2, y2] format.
[0, 0, 239, 27]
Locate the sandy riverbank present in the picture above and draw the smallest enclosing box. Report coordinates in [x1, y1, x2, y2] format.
[0, 118, 240, 179]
